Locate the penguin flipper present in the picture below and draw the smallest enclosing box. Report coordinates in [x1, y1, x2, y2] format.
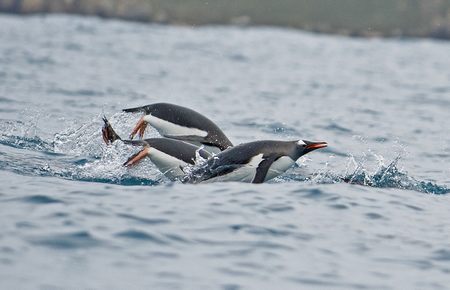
[252, 156, 278, 184]
[190, 163, 241, 183]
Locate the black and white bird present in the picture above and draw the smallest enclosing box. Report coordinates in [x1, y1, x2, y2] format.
[184, 140, 327, 184]
[102, 117, 210, 181]
[123, 103, 233, 153]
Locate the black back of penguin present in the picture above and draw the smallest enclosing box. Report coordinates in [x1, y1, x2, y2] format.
[124, 103, 233, 150]
[123, 138, 211, 165]
[102, 116, 211, 165]
[184, 140, 299, 183]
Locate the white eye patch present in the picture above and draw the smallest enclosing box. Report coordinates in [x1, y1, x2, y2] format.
[297, 140, 306, 146]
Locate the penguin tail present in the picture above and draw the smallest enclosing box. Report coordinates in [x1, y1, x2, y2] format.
[122, 105, 149, 113]
[101, 116, 122, 145]
[121, 140, 149, 147]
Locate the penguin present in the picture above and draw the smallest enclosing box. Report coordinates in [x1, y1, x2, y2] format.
[123, 103, 233, 153]
[102, 117, 211, 181]
[184, 140, 327, 184]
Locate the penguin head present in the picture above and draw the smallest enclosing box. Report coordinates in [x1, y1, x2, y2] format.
[295, 140, 327, 157]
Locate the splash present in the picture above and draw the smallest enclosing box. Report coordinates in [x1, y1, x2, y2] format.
[0, 114, 164, 185]
[0, 116, 53, 152]
[77, 141, 164, 185]
[309, 155, 449, 195]
[0, 134, 54, 152]
[1, 115, 448, 193]
[53, 114, 109, 157]
[179, 146, 213, 183]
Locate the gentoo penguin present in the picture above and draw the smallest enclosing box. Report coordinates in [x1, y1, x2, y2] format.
[123, 103, 233, 153]
[102, 117, 211, 181]
[184, 140, 327, 184]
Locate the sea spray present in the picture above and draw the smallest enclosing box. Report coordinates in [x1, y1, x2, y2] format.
[2, 112, 448, 192]
[308, 154, 449, 195]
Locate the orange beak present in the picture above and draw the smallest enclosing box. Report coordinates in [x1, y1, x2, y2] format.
[305, 141, 328, 150]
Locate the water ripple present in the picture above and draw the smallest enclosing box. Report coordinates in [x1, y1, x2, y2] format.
[28, 231, 102, 249]
[117, 213, 170, 225]
[115, 230, 167, 244]
[20, 195, 63, 204]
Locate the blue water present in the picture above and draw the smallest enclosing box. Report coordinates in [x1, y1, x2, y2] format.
[1, 14, 450, 289]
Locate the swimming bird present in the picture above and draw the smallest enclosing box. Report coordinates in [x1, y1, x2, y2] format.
[184, 140, 327, 184]
[102, 117, 210, 181]
[123, 103, 233, 153]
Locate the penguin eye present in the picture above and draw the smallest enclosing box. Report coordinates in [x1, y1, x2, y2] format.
[297, 140, 306, 146]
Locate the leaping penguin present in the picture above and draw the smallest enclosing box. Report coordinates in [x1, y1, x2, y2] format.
[184, 140, 327, 184]
[123, 103, 233, 153]
[102, 117, 210, 181]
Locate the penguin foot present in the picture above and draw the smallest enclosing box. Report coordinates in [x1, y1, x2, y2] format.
[123, 147, 149, 167]
[102, 116, 121, 145]
[129, 116, 147, 140]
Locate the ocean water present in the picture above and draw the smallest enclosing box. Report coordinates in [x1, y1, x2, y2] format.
[0, 14, 449, 290]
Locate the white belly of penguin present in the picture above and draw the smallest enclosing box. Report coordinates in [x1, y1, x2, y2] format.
[186, 141, 221, 154]
[147, 147, 189, 181]
[144, 114, 208, 138]
[204, 154, 264, 183]
[263, 156, 295, 182]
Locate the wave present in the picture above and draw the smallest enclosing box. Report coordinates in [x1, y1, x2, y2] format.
[0, 134, 54, 152]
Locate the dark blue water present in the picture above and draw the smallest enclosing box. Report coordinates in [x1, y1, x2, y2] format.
[1, 14, 449, 290]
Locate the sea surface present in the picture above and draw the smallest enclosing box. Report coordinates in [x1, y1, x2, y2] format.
[0, 14, 449, 290]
